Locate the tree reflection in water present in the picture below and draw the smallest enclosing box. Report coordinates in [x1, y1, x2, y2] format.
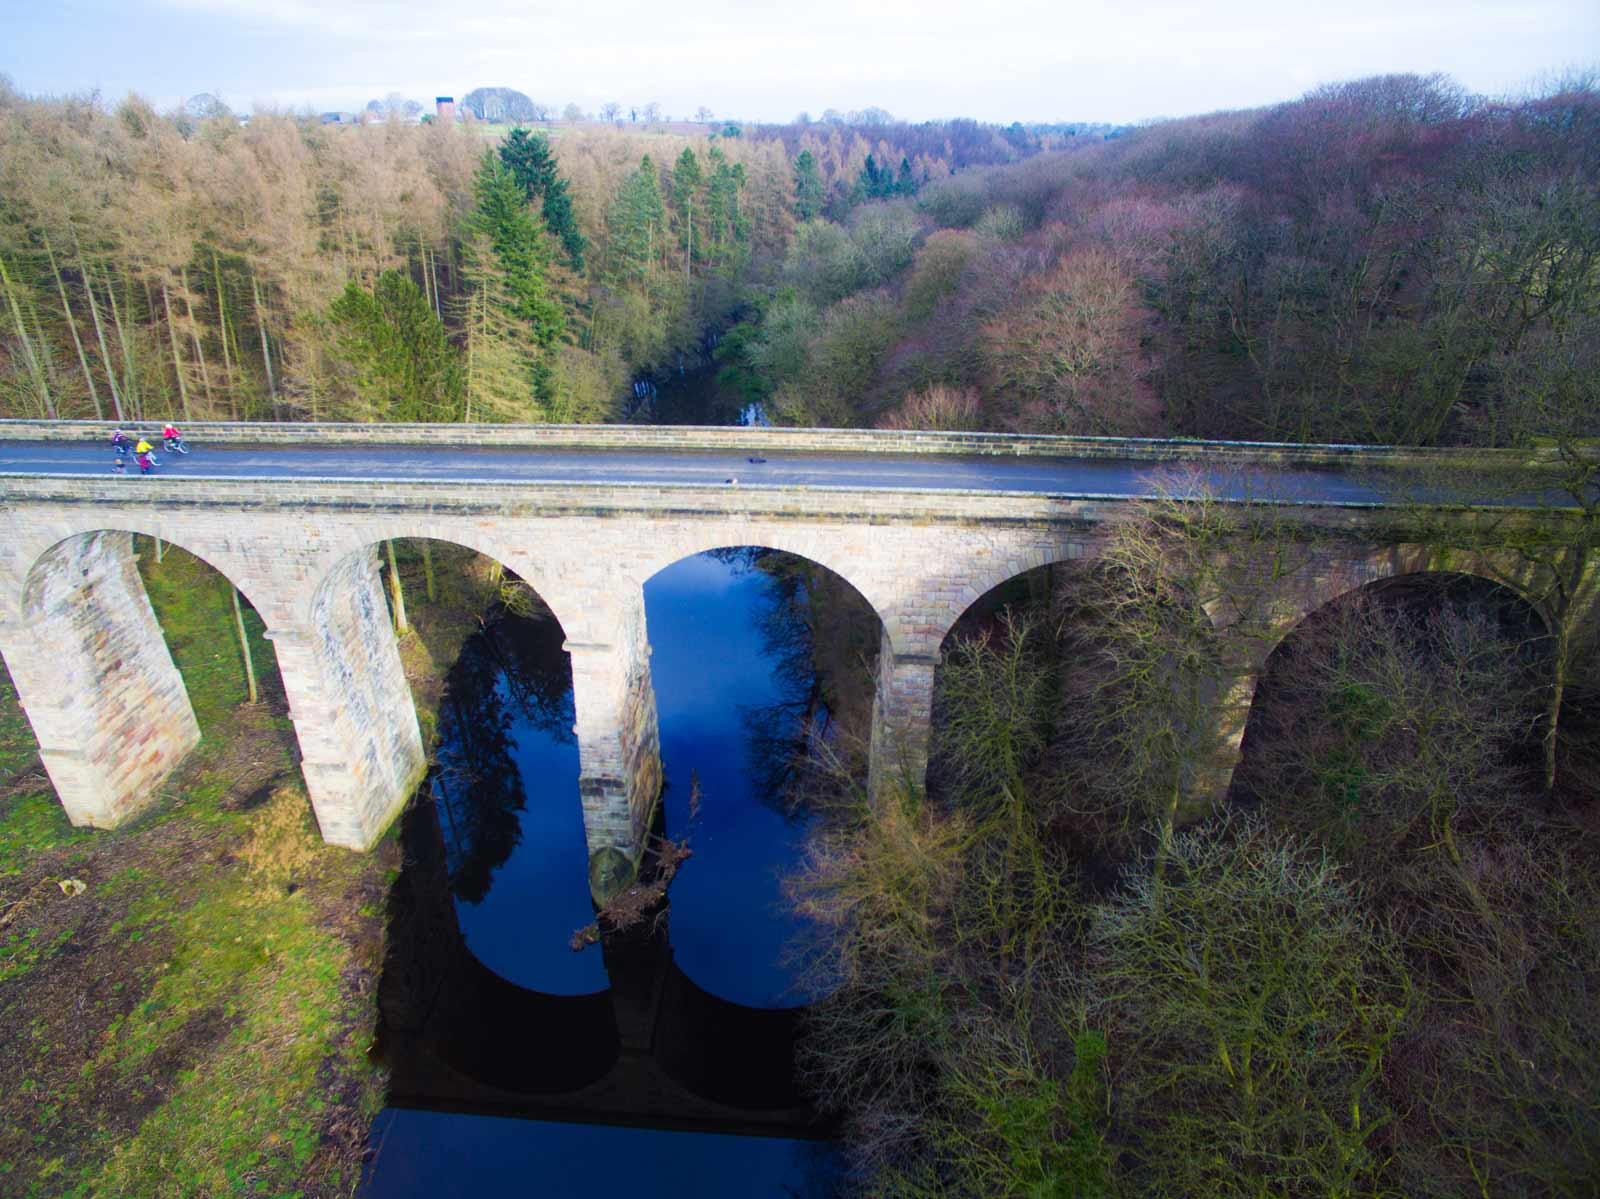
[707, 549, 880, 818]
[433, 608, 576, 903]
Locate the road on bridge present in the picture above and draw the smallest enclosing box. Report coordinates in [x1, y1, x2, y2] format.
[0, 439, 1458, 507]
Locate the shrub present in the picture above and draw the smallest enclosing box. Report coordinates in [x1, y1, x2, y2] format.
[902, 229, 977, 321]
[1089, 817, 1411, 1199]
[876, 383, 981, 432]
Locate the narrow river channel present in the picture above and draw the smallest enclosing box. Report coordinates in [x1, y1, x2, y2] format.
[360, 549, 851, 1197]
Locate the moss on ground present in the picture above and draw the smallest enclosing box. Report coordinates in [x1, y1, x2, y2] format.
[0, 542, 398, 1198]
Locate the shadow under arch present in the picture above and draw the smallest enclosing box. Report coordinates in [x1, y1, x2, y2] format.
[930, 548, 1087, 656]
[378, 789, 619, 1099]
[935, 560, 1065, 657]
[1231, 568, 1553, 807]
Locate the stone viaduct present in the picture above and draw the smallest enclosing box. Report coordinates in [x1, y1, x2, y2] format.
[0, 422, 1591, 895]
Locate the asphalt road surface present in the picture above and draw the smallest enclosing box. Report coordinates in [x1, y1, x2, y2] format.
[0, 439, 1511, 507]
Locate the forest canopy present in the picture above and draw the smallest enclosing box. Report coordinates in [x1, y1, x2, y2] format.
[0, 72, 1594, 456]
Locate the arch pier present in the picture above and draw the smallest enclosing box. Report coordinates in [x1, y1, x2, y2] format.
[271, 544, 426, 850]
[565, 583, 662, 896]
[0, 530, 201, 829]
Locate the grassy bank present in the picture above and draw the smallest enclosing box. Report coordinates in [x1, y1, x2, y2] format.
[0, 541, 477, 1198]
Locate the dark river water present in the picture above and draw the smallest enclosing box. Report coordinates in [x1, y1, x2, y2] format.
[360, 550, 846, 1198]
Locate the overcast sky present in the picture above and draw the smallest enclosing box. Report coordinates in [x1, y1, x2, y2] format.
[3, 0, 1596, 123]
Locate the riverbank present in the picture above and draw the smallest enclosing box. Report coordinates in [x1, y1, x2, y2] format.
[0, 541, 480, 1197]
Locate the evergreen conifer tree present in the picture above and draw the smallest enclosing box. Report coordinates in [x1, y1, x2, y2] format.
[607, 155, 667, 283]
[327, 270, 462, 422]
[458, 152, 566, 418]
[793, 150, 825, 222]
[498, 127, 588, 271]
[670, 147, 704, 277]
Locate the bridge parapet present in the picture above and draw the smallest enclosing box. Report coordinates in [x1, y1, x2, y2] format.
[0, 417, 1550, 471]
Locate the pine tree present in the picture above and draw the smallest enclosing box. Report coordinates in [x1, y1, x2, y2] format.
[793, 150, 825, 222]
[606, 155, 667, 284]
[670, 147, 704, 277]
[704, 147, 749, 266]
[458, 152, 566, 417]
[327, 270, 462, 421]
[498, 127, 588, 271]
[896, 156, 917, 196]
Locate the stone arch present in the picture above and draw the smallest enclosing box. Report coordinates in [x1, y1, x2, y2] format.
[1230, 543, 1548, 665]
[299, 525, 582, 638]
[638, 538, 906, 804]
[292, 531, 604, 853]
[630, 522, 891, 642]
[0, 525, 279, 832]
[925, 538, 1096, 656]
[8, 521, 273, 625]
[639, 538, 886, 627]
[1215, 546, 1553, 804]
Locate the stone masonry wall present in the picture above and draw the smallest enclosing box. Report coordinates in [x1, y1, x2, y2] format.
[281, 547, 426, 848]
[0, 531, 200, 828]
[0, 468, 1583, 861]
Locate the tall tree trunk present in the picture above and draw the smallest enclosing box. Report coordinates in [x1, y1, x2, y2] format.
[211, 251, 236, 415]
[73, 231, 124, 421]
[228, 319, 249, 413]
[180, 267, 214, 412]
[232, 586, 259, 704]
[160, 278, 192, 421]
[0, 254, 56, 418]
[103, 264, 138, 419]
[385, 540, 410, 634]
[421, 541, 436, 602]
[251, 271, 278, 406]
[1544, 616, 1568, 795]
[43, 232, 102, 419]
[427, 243, 443, 318]
[464, 285, 479, 423]
[418, 234, 433, 314]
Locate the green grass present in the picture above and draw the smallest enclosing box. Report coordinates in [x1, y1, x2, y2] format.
[81, 835, 370, 1198]
[0, 538, 390, 1199]
[137, 540, 278, 735]
[0, 793, 93, 875]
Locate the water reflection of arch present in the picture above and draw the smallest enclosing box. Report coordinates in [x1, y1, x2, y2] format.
[639, 545, 876, 1009]
[380, 791, 619, 1099]
[654, 955, 808, 1111]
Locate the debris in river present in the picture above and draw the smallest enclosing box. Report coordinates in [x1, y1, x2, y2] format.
[570, 837, 694, 950]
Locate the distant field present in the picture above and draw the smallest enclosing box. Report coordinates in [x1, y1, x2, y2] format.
[469, 120, 713, 140]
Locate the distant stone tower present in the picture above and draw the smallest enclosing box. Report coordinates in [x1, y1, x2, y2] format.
[436, 96, 455, 122]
